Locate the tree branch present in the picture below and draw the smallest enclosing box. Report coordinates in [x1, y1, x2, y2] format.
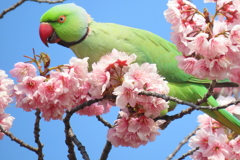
[68, 128, 90, 160]
[100, 141, 112, 160]
[141, 89, 240, 130]
[0, 0, 65, 19]
[139, 91, 201, 109]
[155, 107, 196, 130]
[177, 147, 199, 160]
[196, 80, 216, 105]
[34, 108, 44, 160]
[96, 116, 113, 128]
[0, 124, 38, 152]
[166, 126, 199, 160]
[63, 98, 103, 160]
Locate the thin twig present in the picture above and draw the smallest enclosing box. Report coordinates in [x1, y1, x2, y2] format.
[68, 128, 90, 160]
[196, 80, 217, 105]
[199, 99, 240, 110]
[0, 124, 38, 152]
[139, 91, 200, 109]
[96, 116, 113, 128]
[70, 98, 103, 115]
[166, 126, 199, 160]
[34, 108, 44, 160]
[0, 0, 65, 19]
[155, 107, 195, 130]
[155, 99, 238, 126]
[177, 147, 199, 160]
[100, 141, 112, 160]
[141, 90, 240, 129]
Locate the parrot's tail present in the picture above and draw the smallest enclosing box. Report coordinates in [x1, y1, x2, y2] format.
[203, 96, 240, 134]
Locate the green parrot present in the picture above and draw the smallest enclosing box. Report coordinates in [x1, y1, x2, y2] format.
[39, 3, 240, 134]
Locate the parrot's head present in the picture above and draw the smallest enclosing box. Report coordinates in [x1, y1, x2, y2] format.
[39, 3, 91, 47]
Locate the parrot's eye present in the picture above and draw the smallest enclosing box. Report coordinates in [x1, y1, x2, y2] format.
[58, 15, 66, 23]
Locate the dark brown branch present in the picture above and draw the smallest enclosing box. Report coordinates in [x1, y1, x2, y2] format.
[166, 126, 199, 160]
[0, 0, 65, 19]
[34, 108, 44, 160]
[199, 99, 240, 110]
[177, 147, 199, 160]
[100, 141, 112, 160]
[96, 116, 113, 128]
[196, 80, 216, 105]
[64, 111, 77, 160]
[142, 89, 240, 130]
[0, 0, 26, 19]
[68, 128, 90, 160]
[139, 91, 200, 109]
[155, 107, 196, 130]
[0, 124, 38, 152]
[63, 98, 103, 160]
[70, 98, 103, 115]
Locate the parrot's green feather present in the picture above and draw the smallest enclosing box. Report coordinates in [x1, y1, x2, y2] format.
[40, 3, 240, 134]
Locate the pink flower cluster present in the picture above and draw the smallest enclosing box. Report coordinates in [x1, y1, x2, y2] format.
[107, 111, 165, 148]
[10, 59, 110, 121]
[0, 70, 15, 139]
[9, 49, 169, 147]
[189, 96, 240, 159]
[96, 49, 170, 148]
[165, 0, 240, 80]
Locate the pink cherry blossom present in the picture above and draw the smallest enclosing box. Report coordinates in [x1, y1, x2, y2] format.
[230, 68, 240, 84]
[203, 134, 231, 160]
[229, 136, 240, 154]
[77, 103, 105, 116]
[37, 78, 63, 103]
[176, 56, 197, 75]
[0, 113, 14, 140]
[187, 33, 209, 56]
[93, 49, 136, 71]
[137, 97, 168, 119]
[229, 25, 240, 47]
[107, 111, 164, 148]
[88, 68, 110, 98]
[0, 70, 14, 113]
[68, 57, 89, 81]
[226, 48, 240, 66]
[124, 63, 157, 88]
[113, 81, 138, 109]
[208, 36, 228, 58]
[10, 62, 37, 82]
[40, 102, 65, 121]
[170, 32, 190, 55]
[192, 59, 210, 79]
[164, 2, 181, 32]
[165, 0, 240, 80]
[14, 76, 46, 98]
[208, 56, 231, 80]
[190, 151, 208, 160]
[189, 129, 211, 151]
[197, 114, 224, 133]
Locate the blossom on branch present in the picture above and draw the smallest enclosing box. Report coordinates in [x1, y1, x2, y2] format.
[0, 113, 14, 140]
[0, 70, 14, 139]
[165, 0, 240, 80]
[0, 70, 14, 113]
[189, 96, 240, 160]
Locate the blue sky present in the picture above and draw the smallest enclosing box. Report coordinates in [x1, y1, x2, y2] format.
[0, 1, 216, 160]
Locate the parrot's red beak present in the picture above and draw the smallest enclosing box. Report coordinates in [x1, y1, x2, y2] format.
[39, 23, 61, 47]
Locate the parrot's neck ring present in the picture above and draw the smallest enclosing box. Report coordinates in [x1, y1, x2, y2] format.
[57, 27, 89, 48]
